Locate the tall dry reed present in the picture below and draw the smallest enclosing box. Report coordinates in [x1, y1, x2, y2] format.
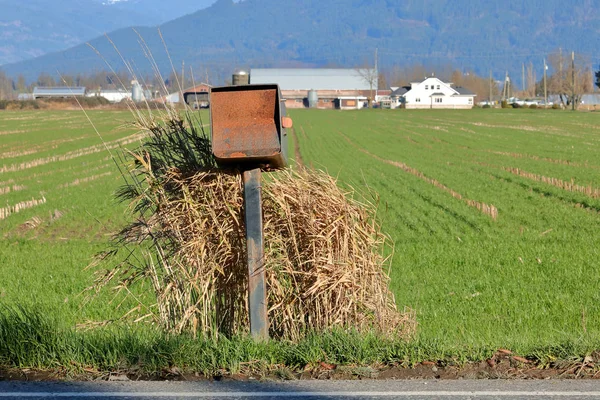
[89, 112, 414, 341]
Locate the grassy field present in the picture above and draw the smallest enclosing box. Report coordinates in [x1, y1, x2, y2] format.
[0, 110, 141, 324]
[1, 107, 600, 373]
[292, 108, 600, 353]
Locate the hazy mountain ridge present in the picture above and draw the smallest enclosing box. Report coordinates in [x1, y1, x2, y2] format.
[0, 0, 216, 65]
[2, 0, 599, 83]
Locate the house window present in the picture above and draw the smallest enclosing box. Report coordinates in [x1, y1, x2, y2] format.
[435, 98, 442, 103]
[416, 98, 420, 102]
[468, 98, 473, 104]
[425, 85, 428, 90]
[437, 85, 440, 90]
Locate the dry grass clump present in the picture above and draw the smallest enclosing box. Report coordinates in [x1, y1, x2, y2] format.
[0, 133, 145, 173]
[91, 112, 413, 341]
[262, 169, 409, 339]
[503, 166, 600, 199]
[0, 197, 46, 220]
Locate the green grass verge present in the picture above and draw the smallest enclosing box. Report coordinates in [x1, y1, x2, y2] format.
[1, 108, 600, 373]
[1, 306, 598, 375]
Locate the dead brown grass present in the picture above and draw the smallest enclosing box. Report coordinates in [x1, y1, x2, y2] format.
[0, 196, 46, 220]
[89, 111, 413, 341]
[503, 166, 600, 199]
[94, 163, 413, 341]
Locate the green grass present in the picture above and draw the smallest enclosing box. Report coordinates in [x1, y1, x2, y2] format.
[1, 108, 600, 373]
[0, 110, 141, 324]
[291, 108, 600, 353]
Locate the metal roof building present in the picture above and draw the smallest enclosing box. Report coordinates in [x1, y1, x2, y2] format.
[250, 68, 376, 91]
[582, 94, 600, 105]
[33, 87, 86, 99]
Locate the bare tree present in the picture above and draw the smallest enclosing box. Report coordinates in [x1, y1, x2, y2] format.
[355, 66, 378, 108]
[0, 70, 16, 100]
[547, 49, 592, 109]
[36, 72, 56, 87]
[526, 62, 536, 98]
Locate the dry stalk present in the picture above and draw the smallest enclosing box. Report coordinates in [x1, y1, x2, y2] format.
[0, 184, 26, 195]
[503, 166, 600, 199]
[58, 172, 112, 188]
[0, 196, 47, 220]
[0, 133, 146, 174]
[89, 112, 414, 341]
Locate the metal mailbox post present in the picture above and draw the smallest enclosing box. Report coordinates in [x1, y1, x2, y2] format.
[210, 84, 291, 340]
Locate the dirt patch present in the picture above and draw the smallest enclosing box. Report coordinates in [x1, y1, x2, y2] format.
[2, 351, 600, 381]
[291, 127, 305, 167]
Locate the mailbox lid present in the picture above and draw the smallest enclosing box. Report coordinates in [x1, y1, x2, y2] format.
[210, 84, 287, 168]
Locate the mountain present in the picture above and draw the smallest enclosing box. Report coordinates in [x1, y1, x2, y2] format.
[0, 0, 216, 65]
[2, 0, 599, 84]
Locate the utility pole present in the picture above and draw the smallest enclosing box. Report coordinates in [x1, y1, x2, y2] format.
[372, 47, 378, 108]
[181, 60, 185, 104]
[543, 58, 548, 108]
[489, 70, 492, 104]
[522, 63, 525, 96]
[502, 71, 511, 101]
[571, 51, 576, 111]
[375, 47, 378, 78]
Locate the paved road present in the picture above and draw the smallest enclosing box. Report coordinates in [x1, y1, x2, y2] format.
[3, 380, 600, 399]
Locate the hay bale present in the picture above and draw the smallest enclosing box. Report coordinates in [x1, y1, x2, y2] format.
[93, 114, 414, 340]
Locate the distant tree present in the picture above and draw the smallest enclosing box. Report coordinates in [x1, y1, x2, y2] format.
[448, 69, 493, 100]
[36, 73, 56, 87]
[547, 49, 592, 109]
[386, 64, 428, 88]
[0, 70, 16, 100]
[61, 75, 75, 86]
[378, 71, 388, 90]
[16, 75, 27, 93]
[525, 62, 537, 98]
[595, 64, 600, 90]
[355, 66, 378, 108]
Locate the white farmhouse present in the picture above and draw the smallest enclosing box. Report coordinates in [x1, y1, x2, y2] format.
[390, 77, 475, 109]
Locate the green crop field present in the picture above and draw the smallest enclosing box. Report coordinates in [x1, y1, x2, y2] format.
[291, 108, 600, 352]
[0, 110, 141, 324]
[1, 107, 600, 373]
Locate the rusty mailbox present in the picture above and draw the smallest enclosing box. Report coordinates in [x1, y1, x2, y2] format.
[210, 84, 289, 169]
[209, 83, 292, 340]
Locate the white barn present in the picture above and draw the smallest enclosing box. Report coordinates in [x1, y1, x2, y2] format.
[391, 77, 475, 109]
[87, 89, 131, 103]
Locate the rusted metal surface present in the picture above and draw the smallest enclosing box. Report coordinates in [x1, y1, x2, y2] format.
[210, 84, 288, 169]
[243, 168, 268, 340]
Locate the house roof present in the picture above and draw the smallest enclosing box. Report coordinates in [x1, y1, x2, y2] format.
[454, 86, 475, 95]
[33, 87, 86, 96]
[581, 94, 600, 104]
[390, 87, 409, 96]
[250, 68, 376, 91]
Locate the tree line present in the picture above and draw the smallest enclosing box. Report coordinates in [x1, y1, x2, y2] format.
[378, 49, 599, 108]
[1, 49, 599, 107]
[0, 69, 204, 101]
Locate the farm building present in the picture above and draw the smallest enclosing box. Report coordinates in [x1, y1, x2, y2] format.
[249, 68, 379, 110]
[390, 77, 476, 109]
[32, 87, 86, 99]
[158, 83, 212, 104]
[86, 89, 131, 103]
